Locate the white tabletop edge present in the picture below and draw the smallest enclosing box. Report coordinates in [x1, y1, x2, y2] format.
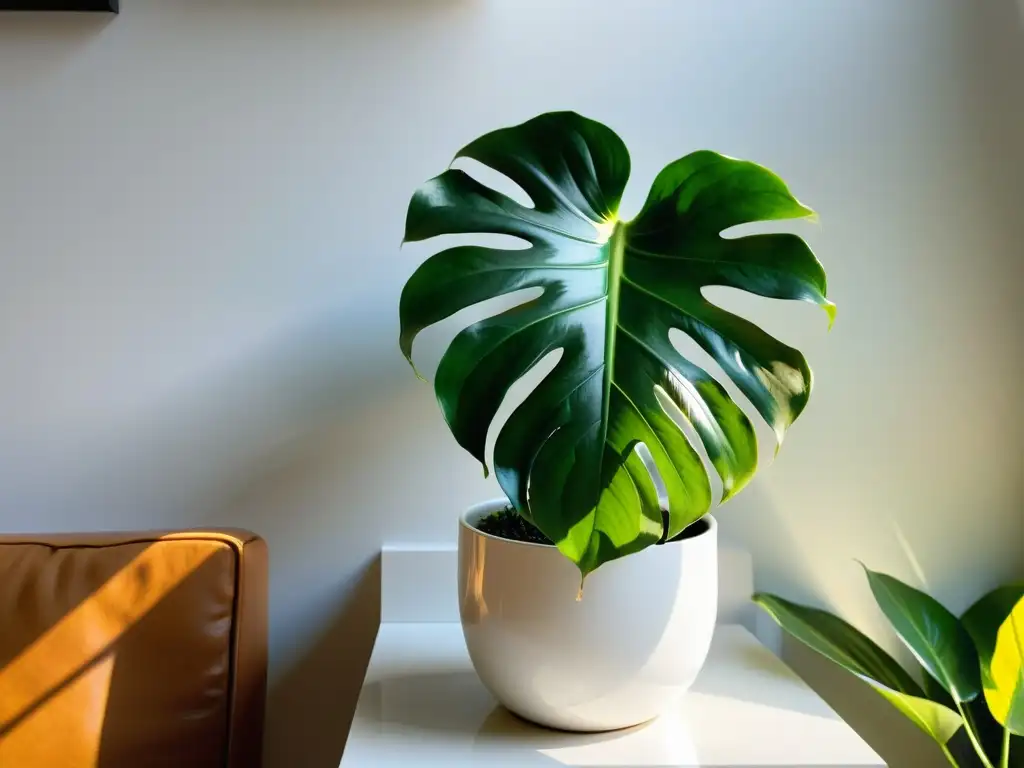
[342, 621, 886, 768]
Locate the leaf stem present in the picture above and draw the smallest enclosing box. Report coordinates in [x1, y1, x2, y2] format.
[939, 741, 961, 768]
[955, 701, 995, 768]
[1000, 728, 1010, 768]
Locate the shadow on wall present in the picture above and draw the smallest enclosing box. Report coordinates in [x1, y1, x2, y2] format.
[46, 302, 417, 767]
[0, 0, 471, 87]
[720, 448, 1017, 768]
[202, 372, 467, 768]
[160, 322, 399, 768]
[261, 555, 381, 768]
[0, 5, 455, 765]
[0, 13, 112, 85]
[184, 359, 403, 767]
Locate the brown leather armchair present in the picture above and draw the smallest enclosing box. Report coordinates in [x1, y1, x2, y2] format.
[0, 529, 268, 768]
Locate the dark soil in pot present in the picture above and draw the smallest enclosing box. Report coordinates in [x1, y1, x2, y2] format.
[476, 506, 553, 545]
[477, 505, 709, 546]
[661, 510, 710, 543]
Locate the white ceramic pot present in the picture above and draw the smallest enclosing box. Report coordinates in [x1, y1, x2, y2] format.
[458, 498, 718, 732]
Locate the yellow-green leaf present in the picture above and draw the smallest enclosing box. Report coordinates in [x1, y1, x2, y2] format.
[963, 584, 1024, 689]
[985, 597, 1024, 735]
[875, 687, 964, 745]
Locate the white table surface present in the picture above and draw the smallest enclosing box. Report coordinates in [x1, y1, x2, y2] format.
[340, 621, 885, 767]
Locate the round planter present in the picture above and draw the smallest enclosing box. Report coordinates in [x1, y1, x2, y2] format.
[458, 498, 718, 732]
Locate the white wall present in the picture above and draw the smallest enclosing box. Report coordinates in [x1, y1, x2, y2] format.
[1, 1, 1021, 766]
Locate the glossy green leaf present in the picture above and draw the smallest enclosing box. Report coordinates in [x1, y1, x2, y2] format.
[864, 567, 982, 703]
[400, 111, 833, 575]
[984, 597, 1024, 734]
[754, 593, 963, 744]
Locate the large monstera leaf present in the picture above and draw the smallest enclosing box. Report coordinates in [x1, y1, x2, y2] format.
[400, 112, 833, 576]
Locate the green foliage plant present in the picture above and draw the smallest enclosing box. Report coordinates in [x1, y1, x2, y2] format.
[399, 111, 833, 580]
[756, 574, 1024, 768]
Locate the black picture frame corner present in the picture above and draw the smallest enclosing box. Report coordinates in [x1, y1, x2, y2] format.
[0, 1, 118, 11]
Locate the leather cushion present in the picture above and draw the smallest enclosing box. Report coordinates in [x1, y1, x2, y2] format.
[0, 531, 267, 768]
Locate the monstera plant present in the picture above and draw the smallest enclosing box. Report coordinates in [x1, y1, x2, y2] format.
[399, 111, 834, 578]
[756, 575, 1024, 768]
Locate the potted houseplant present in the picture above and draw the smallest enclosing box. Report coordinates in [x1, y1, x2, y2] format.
[756, 573, 1023, 768]
[398, 111, 835, 731]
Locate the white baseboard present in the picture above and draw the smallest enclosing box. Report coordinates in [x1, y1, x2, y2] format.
[381, 543, 458, 623]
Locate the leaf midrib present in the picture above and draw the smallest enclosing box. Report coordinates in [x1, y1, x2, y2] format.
[627, 240, 819, 276]
[484, 203, 610, 246]
[516, 157, 601, 226]
[595, 223, 628, 513]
